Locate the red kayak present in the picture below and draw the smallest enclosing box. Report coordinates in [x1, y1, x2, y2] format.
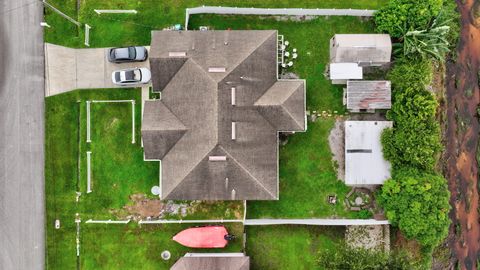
[172, 226, 234, 248]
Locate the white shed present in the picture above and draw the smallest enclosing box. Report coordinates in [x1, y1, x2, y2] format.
[345, 121, 392, 186]
[330, 34, 392, 66]
[329, 63, 363, 85]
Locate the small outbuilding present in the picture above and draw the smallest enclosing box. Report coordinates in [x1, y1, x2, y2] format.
[170, 253, 250, 270]
[345, 121, 392, 186]
[329, 63, 363, 85]
[330, 34, 392, 66]
[345, 80, 391, 112]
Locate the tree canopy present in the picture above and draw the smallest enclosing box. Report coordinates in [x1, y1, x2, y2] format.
[374, 0, 444, 38]
[382, 87, 441, 171]
[377, 169, 451, 248]
[387, 60, 433, 91]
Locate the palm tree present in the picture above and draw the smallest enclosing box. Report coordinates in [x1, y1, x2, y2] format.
[395, 13, 451, 62]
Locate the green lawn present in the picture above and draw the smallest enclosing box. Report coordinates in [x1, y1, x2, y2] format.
[44, 0, 387, 48]
[46, 88, 244, 269]
[189, 15, 376, 218]
[246, 225, 344, 270]
[80, 100, 159, 216]
[249, 119, 366, 218]
[81, 223, 244, 269]
[45, 2, 384, 268]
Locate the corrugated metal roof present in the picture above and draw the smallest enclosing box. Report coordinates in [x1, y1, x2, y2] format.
[345, 121, 392, 186]
[346, 80, 391, 110]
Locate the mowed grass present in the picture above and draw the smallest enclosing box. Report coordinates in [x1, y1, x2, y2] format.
[46, 88, 244, 269]
[188, 15, 376, 218]
[81, 222, 244, 270]
[246, 225, 344, 270]
[190, 15, 375, 113]
[249, 119, 358, 218]
[45, 88, 141, 269]
[44, 0, 387, 47]
[80, 100, 159, 217]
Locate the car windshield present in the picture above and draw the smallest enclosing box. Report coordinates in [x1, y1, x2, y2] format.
[114, 48, 129, 59]
[134, 69, 142, 81]
[128, 47, 136, 59]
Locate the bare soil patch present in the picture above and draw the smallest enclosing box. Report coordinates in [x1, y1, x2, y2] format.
[328, 119, 345, 181]
[346, 225, 390, 251]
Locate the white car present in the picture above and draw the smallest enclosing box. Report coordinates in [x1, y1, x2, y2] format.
[112, 68, 151, 86]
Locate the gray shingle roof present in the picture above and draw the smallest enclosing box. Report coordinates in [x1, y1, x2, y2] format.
[142, 100, 187, 159]
[255, 81, 306, 131]
[170, 256, 250, 270]
[143, 30, 306, 200]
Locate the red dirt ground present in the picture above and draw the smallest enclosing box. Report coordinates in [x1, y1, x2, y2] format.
[445, 1, 480, 269]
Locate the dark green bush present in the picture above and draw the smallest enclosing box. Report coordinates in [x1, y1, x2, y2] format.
[382, 87, 441, 171]
[374, 0, 444, 38]
[377, 168, 451, 248]
[387, 60, 433, 92]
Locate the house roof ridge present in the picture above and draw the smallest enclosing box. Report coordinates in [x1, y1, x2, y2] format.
[217, 145, 276, 199]
[162, 142, 217, 198]
[219, 30, 277, 81]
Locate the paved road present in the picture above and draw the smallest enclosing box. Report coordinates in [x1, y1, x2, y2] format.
[0, 1, 45, 270]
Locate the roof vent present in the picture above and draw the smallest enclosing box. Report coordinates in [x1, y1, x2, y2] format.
[231, 189, 236, 200]
[208, 67, 226, 73]
[168, 51, 186, 57]
[209, 156, 227, 161]
[231, 122, 236, 140]
[231, 87, 236, 105]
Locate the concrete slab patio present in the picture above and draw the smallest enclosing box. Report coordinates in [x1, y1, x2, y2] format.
[45, 43, 151, 96]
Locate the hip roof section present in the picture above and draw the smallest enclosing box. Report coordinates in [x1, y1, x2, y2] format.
[143, 30, 307, 200]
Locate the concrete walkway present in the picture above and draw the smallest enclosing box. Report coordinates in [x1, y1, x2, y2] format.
[45, 43, 150, 96]
[136, 218, 389, 226]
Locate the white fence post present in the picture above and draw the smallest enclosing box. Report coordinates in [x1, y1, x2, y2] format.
[85, 219, 131, 224]
[139, 219, 243, 224]
[86, 151, 92, 193]
[75, 215, 81, 257]
[94, 9, 138, 14]
[131, 100, 135, 144]
[185, 8, 190, 30]
[86, 101, 91, 143]
[84, 24, 91, 47]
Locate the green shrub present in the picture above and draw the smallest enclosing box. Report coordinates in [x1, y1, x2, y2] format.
[382, 88, 442, 171]
[374, 0, 444, 38]
[377, 168, 451, 248]
[318, 245, 416, 270]
[440, 0, 460, 47]
[387, 60, 433, 92]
